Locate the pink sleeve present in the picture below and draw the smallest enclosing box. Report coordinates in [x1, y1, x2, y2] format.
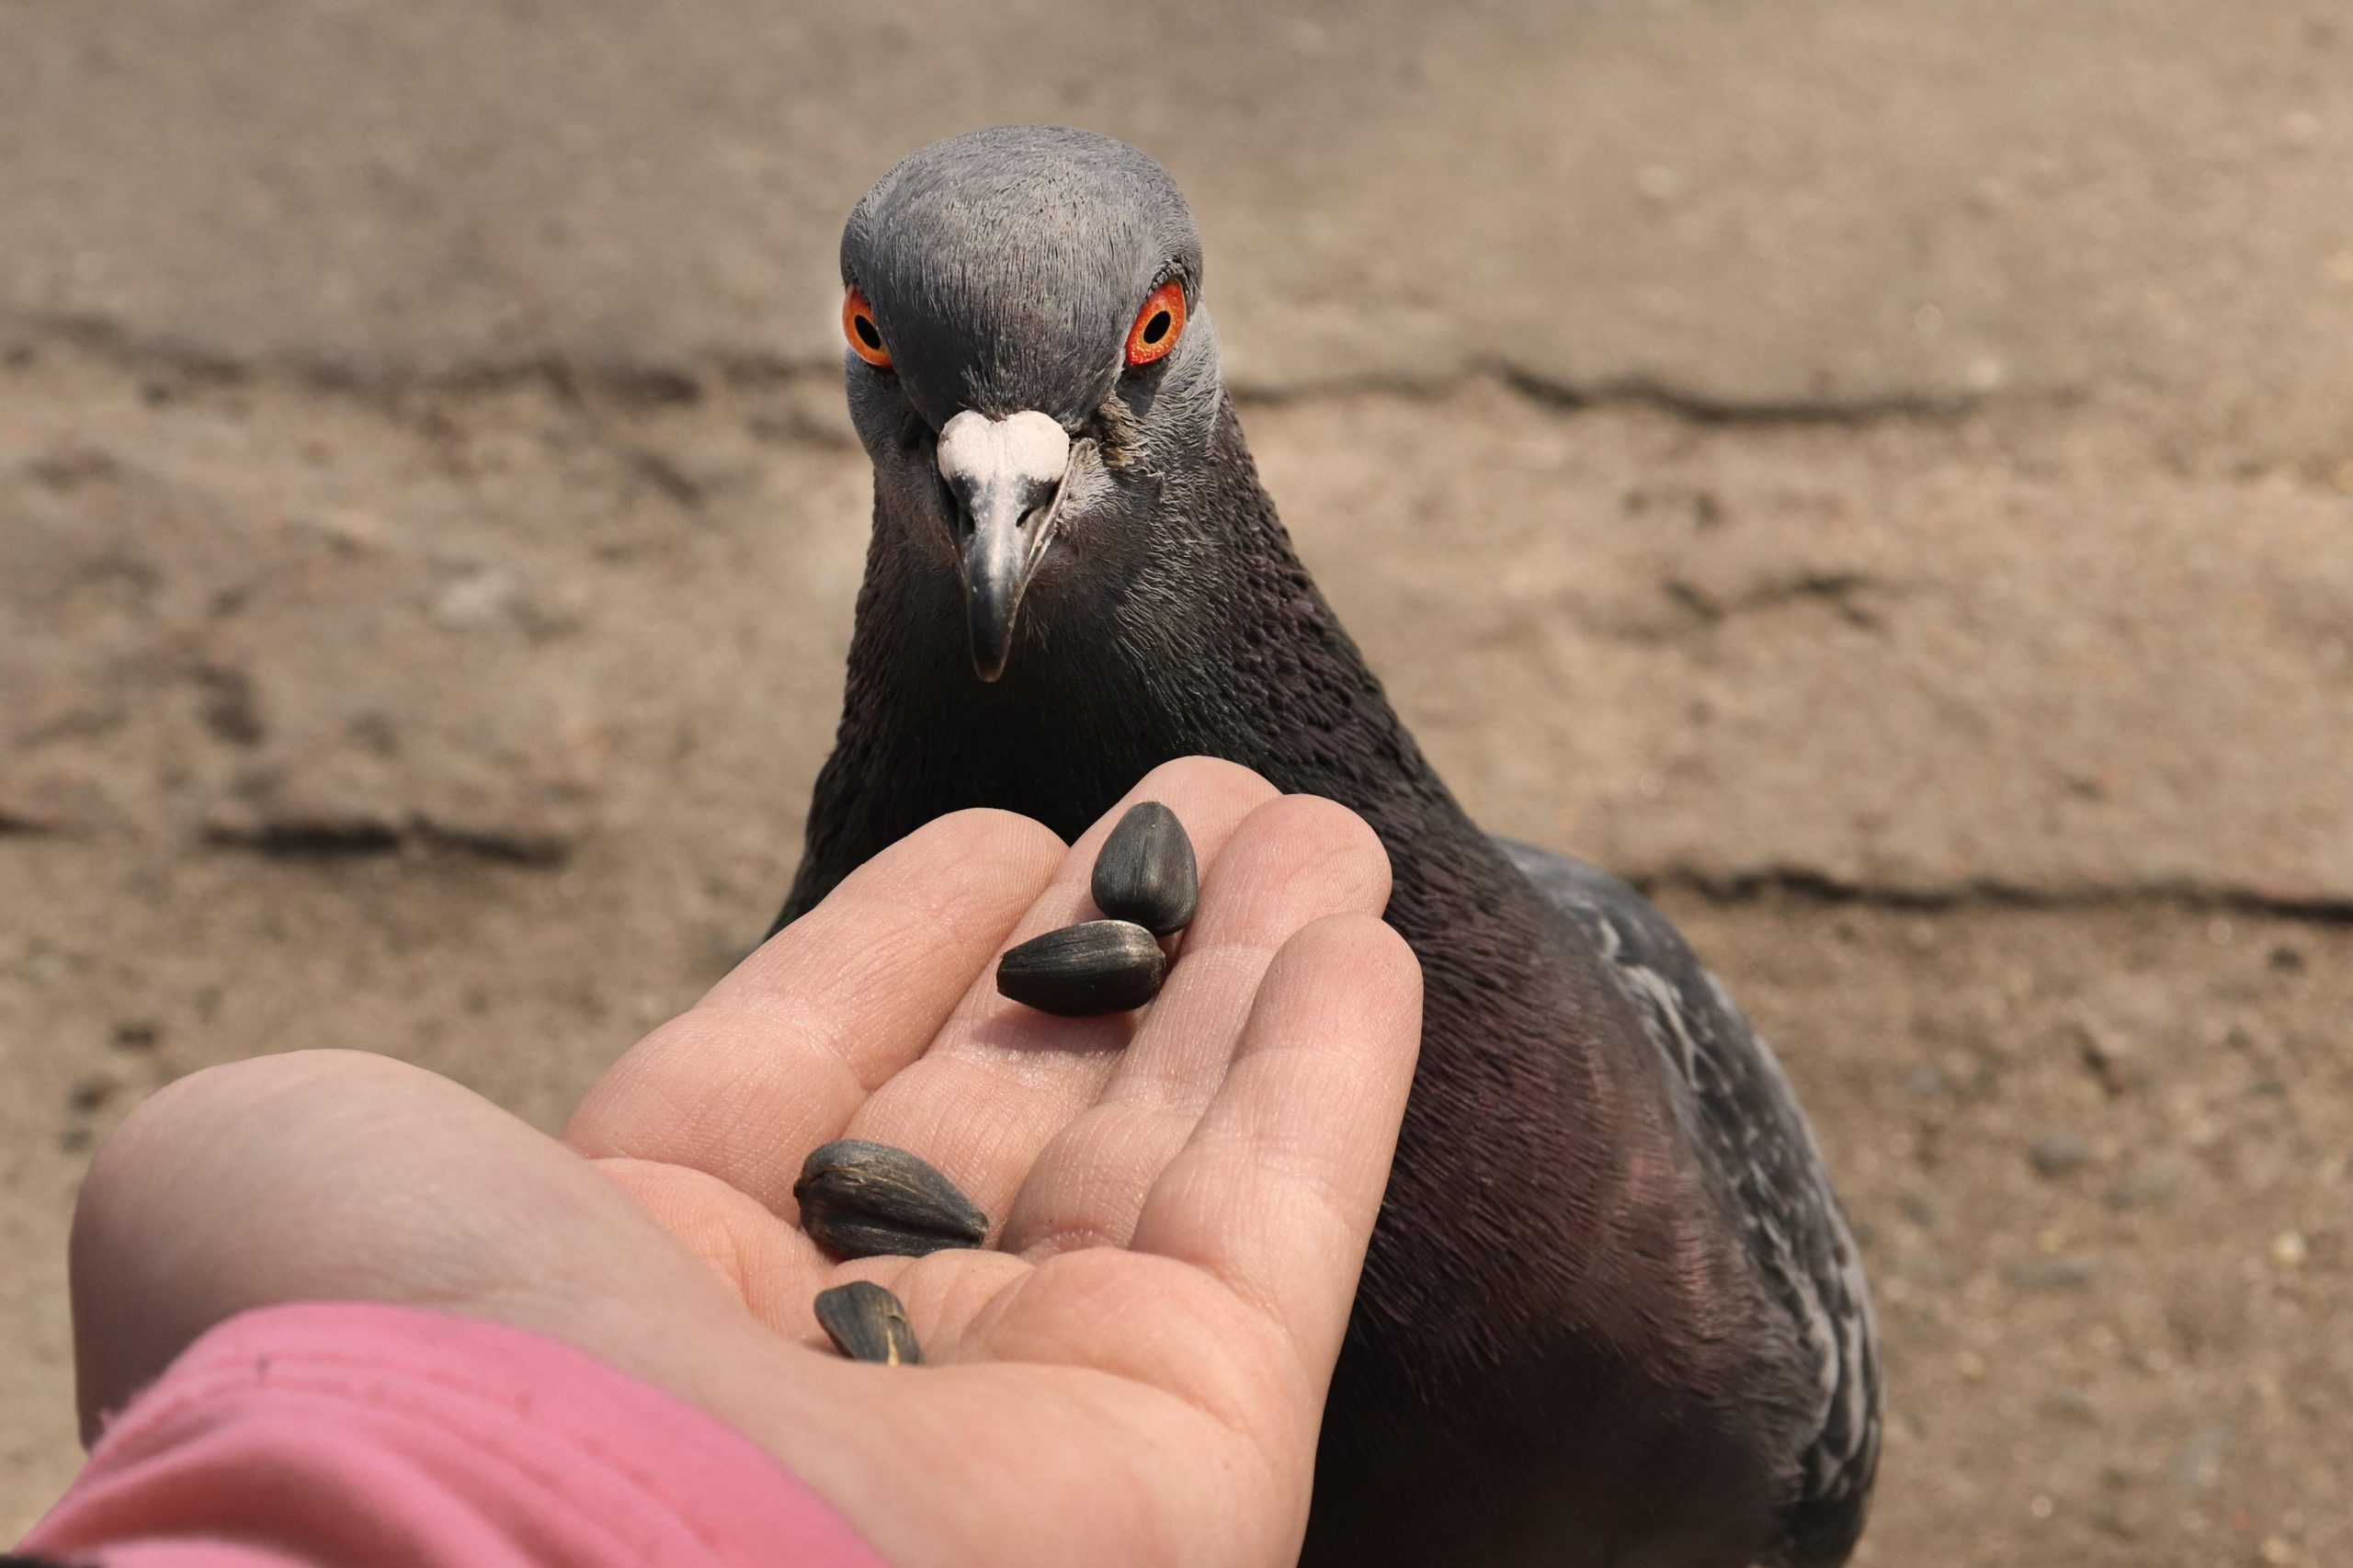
[17, 1301, 891, 1568]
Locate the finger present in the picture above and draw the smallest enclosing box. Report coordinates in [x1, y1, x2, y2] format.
[835, 756, 1278, 1237]
[999, 795, 1392, 1257]
[1128, 915, 1422, 1377]
[564, 807, 1063, 1213]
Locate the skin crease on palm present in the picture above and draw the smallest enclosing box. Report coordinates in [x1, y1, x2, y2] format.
[63, 756, 1425, 1568]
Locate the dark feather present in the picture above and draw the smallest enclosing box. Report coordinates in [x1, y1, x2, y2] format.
[1497, 842, 1882, 1565]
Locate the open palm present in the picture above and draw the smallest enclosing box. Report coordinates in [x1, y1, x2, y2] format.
[70, 758, 1422, 1568]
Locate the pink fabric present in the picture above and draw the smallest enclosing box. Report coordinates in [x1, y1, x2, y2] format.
[18, 1302, 889, 1568]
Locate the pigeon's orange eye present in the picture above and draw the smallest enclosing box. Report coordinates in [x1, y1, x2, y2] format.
[843, 288, 892, 369]
[1124, 280, 1187, 369]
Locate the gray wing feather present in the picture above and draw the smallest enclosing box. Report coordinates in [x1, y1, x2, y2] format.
[1498, 838, 1882, 1566]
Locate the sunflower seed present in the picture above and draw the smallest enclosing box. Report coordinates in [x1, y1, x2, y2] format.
[793, 1139, 989, 1259]
[1090, 801, 1199, 936]
[996, 919, 1167, 1016]
[813, 1280, 923, 1366]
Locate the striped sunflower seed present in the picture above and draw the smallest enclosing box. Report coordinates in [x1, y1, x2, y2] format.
[793, 1139, 989, 1259]
[813, 1280, 923, 1365]
[996, 919, 1166, 1016]
[1091, 801, 1199, 937]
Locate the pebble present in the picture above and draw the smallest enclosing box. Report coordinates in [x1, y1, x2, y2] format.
[110, 1019, 163, 1052]
[1902, 1067, 1950, 1100]
[2106, 1157, 2183, 1210]
[2038, 1386, 2097, 1426]
[2029, 1131, 2091, 1177]
[2171, 1425, 2232, 1492]
[2004, 1256, 2096, 1291]
[2069, 1014, 2153, 1095]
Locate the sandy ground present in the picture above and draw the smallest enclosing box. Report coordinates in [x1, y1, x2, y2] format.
[4, 2, 2350, 1562]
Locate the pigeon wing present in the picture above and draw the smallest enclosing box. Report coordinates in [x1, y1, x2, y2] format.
[1496, 838, 1883, 1567]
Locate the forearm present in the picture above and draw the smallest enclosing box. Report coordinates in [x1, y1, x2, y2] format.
[18, 1301, 887, 1568]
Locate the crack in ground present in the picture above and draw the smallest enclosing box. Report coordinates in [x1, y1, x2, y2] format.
[5, 308, 2022, 430]
[1635, 868, 2353, 926]
[1490, 363, 1998, 427]
[199, 816, 573, 867]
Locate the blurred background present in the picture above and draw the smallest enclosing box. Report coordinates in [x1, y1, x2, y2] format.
[3, 1, 2348, 1560]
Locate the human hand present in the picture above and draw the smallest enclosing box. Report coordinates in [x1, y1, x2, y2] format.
[69, 758, 1422, 1568]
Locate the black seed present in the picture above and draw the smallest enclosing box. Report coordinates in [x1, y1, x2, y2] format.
[813, 1280, 923, 1366]
[997, 919, 1167, 1016]
[1090, 802, 1198, 936]
[793, 1139, 989, 1259]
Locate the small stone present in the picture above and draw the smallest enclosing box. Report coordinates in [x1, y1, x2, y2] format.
[2039, 1386, 2097, 1426]
[67, 1075, 119, 1114]
[813, 1280, 923, 1366]
[196, 664, 266, 745]
[0, 793, 74, 837]
[2004, 1256, 2096, 1291]
[793, 1140, 989, 1260]
[2171, 1425, 2232, 1492]
[1902, 1066, 1950, 1099]
[295, 506, 388, 552]
[1906, 1256, 1962, 1287]
[110, 1019, 162, 1052]
[25, 441, 122, 490]
[2070, 1014, 2151, 1095]
[2106, 1158, 2183, 1210]
[2029, 1131, 2091, 1177]
[430, 566, 525, 632]
[1090, 802, 1199, 936]
[997, 920, 1167, 1016]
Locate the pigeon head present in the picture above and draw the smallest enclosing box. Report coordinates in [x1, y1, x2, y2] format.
[837, 125, 1223, 681]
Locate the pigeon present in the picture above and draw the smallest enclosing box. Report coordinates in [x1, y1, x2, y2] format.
[773, 125, 1881, 1568]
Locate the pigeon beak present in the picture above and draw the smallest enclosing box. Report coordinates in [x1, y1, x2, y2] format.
[937, 410, 1072, 682]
